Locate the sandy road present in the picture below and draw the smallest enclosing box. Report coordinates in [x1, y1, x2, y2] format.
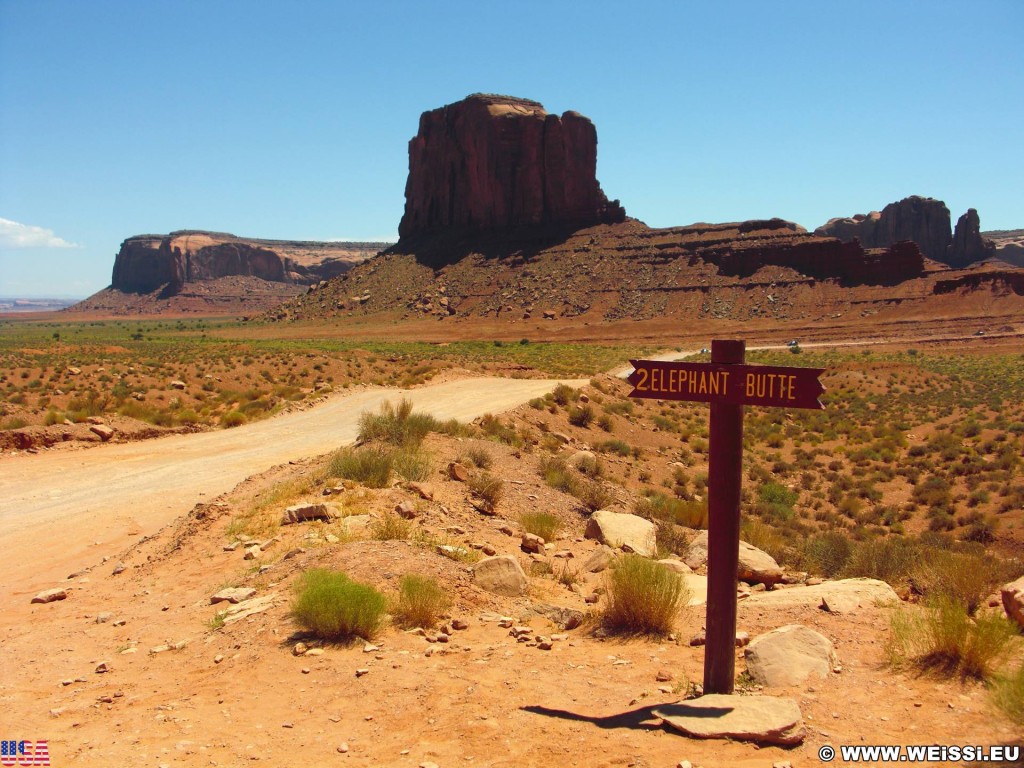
[0, 376, 585, 596]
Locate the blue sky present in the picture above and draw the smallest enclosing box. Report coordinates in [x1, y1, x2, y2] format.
[2, 0, 1022, 298]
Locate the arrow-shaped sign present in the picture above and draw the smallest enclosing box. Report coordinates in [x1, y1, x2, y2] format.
[627, 359, 825, 409]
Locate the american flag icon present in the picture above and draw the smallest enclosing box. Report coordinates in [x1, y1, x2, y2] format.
[0, 740, 49, 766]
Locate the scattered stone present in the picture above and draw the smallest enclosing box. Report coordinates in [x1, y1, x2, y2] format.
[355, 668, 370, 677]
[584, 510, 657, 557]
[521, 533, 545, 553]
[95, 612, 113, 624]
[89, 424, 115, 441]
[214, 655, 224, 664]
[524, 603, 585, 630]
[582, 545, 616, 573]
[293, 642, 308, 656]
[821, 593, 861, 614]
[408, 482, 434, 500]
[223, 541, 241, 552]
[169, 380, 187, 390]
[1001, 575, 1024, 630]
[339, 514, 372, 535]
[656, 669, 674, 682]
[448, 462, 471, 482]
[210, 587, 256, 605]
[31, 588, 67, 604]
[94, 662, 110, 674]
[337, 744, 349, 754]
[281, 502, 339, 525]
[395, 501, 419, 519]
[451, 618, 469, 630]
[282, 547, 305, 560]
[657, 558, 692, 575]
[655, 694, 805, 745]
[111, 562, 126, 575]
[243, 545, 261, 560]
[305, 648, 324, 657]
[744, 625, 837, 687]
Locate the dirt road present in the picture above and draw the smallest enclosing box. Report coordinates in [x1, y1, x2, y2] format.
[0, 376, 585, 596]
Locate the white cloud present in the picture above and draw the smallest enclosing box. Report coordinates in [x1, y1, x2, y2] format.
[0, 217, 79, 249]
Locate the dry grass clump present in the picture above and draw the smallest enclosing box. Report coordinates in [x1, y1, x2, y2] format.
[992, 662, 1024, 726]
[468, 472, 504, 507]
[358, 398, 436, 447]
[520, 511, 562, 542]
[328, 446, 394, 488]
[392, 574, 451, 629]
[459, 445, 493, 469]
[371, 512, 413, 541]
[887, 595, 1015, 680]
[602, 555, 689, 636]
[291, 569, 387, 642]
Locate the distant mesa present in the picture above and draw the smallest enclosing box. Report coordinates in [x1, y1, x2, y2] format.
[110, 231, 387, 294]
[816, 195, 996, 268]
[396, 93, 625, 245]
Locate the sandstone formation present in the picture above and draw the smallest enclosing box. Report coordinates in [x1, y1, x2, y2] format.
[947, 209, 996, 267]
[397, 93, 625, 241]
[818, 196, 998, 267]
[817, 196, 952, 261]
[110, 231, 387, 294]
[985, 229, 1024, 267]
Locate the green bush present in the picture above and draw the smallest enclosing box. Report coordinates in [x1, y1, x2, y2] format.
[887, 595, 1014, 680]
[568, 404, 595, 428]
[328, 446, 393, 488]
[909, 549, 1021, 615]
[371, 512, 413, 541]
[992, 662, 1024, 726]
[520, 512, 561, 542]
[392, 574, 451, 629]
[221, 410, 247, 428]
[358, 398, 436, 447]
[603, 555, 688, 635]
[291, 569, 387, 642]
[392, 447, 432, 482]
[805, 531, 853, 577]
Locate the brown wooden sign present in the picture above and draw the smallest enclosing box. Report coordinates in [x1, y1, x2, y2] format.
[627, 359, 825, 409]
[628, 341, 827, 697]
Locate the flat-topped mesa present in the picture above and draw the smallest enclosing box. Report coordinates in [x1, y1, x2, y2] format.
[110, 231, 385, 294]
[397, 93, 625, 241]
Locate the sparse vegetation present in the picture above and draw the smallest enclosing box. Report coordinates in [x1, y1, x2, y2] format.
[520, 511, 561, 542]
[602, 554, 688, 635]
[290, 569, 387, 642]
[392, 574, 451, 629]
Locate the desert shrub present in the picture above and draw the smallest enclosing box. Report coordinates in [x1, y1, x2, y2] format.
[1, 417, 28, 430]
[358, 398, 435, 447]
[597, 414, 614, 432]
[371, 512, 413, 541]
[43, 409, 63, 426]
[636, 492, 708, 530]
[291, 569, 387, 642]
[909, 549, 1022, 615]
[391, 447, 432, 482]
[221, 410, 247, 428]
[739, 519, 792, 565]
[598, 439, 632, 457]
[392, 574, 450, 629]
[328, 446, 392, 488]
[550, 384, 578, 407]
[540, 456, 575, 493]
[478, 413, 521, 446]
[460, 445, 493, 469]
[992, 662, 1024, 726]
[804, 531, 853, 577]
[520, 511, 562, 542]
[603, 555, 688, 635]
[568, 404, 595, 428]
[842, 536, 922, 585]
[887, 596, 1015, 680]
[575, 479, 614, 512]
[468, 472, 503, 507]
[574, 453, 603, 479]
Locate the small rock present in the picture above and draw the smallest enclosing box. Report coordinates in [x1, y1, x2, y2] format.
[337, 744, 349, 754]
[94, 662, 109, 674]
[408, 482, 434, 500]
[305, 648, 324, 657]
[111, 563, 126, 575]
[210, 587, 256, 605]
[656, 669, 674, 682]
[395, 501, 418, 519]
[355, 668, 370, 677]
[243, 545, 261, 560]
[95, 612, 113, 624]
[448, 462, 470, 482]
[293, 642, 308, 656]
[214, 655, 224, 664]
[31, 588, 67, 604]
[90, 424, 115, 442]
[521, 533, 545, 553]
[451, 618, 469, 631]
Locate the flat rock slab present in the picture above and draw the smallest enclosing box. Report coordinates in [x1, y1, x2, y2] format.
[741, 578, 899, 610]
[222, 594, 278, 623]
[655, 694, 805, 745]
[31, 588, 68, 604]
[210, 587, 257, 605]
[683, 574, 708, 607]
[281, 502, 339, 525]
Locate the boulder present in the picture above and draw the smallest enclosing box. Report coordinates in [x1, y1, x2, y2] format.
[656, 558, 692, 575]
[89, 424, 115, 442]
[397, 93, 625, 241]
[683, 530, 783, 585]
[584, 510, 656, 557]
[1001, 576, 1024, 630]
[582, 544, 616, 573]
[473, 555, 529, 596]
[655, 694, 805, 745]
[744, 625, 837, 687]
[281, 502, 339, 525]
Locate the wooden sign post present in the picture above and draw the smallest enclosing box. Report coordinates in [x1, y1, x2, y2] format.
[628, 340, 824, 694]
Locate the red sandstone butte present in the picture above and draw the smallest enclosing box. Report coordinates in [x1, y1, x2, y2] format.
[398, 93, 625, 239]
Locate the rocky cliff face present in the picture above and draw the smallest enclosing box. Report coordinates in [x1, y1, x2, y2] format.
[948, 209, 995, 267]
[110, 232, 386, 294]
[397, 94, 625, 240]
[817, 196, 997, 268]
[816, 196, 952, 261]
